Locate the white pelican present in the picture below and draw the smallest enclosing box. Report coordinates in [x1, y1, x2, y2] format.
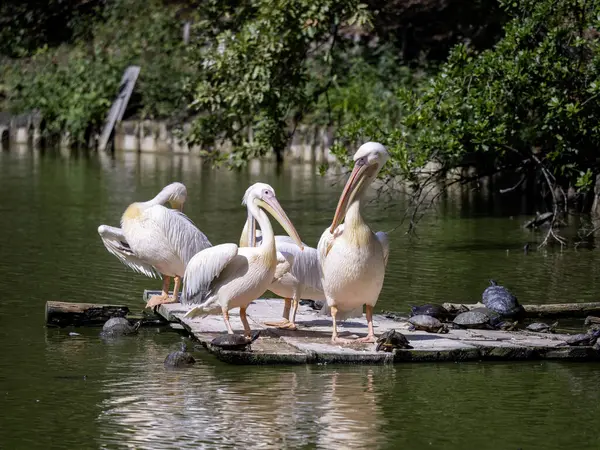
[182, 183, 304, 337]
[240, 216, 324, 330]
[97, 182, 212, 308]
[318, 142, 390, 343]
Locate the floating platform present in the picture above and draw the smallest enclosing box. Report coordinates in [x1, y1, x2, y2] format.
[143, 290, 600, 365]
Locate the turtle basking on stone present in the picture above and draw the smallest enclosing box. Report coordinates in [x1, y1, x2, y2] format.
[565, 328, 600, 347]
[164, 342, 196, 368]
[526, 322, 558, 333]
[99, 317, 140, 339]
[210, 330, 261, 351]
[453, 307, 504, 330]
[409, 304, 449, 320]
[482, 280, 525, 319]
[376, 330, 413, 352]
[408, 315, 449, 334]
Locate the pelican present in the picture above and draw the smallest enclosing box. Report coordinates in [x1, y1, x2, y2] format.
[318, 142, 390, 343]
[182, 183, 304, 337]
[240, 215, 325, 330]
[97, 182, 212, 308]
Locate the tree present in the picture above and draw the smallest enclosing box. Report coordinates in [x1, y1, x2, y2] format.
[185, 0, 371, 166]
[335, 0, 600, 247]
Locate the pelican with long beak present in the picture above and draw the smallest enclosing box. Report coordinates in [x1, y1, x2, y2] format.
[240, 215, 324, 330]
[318, 142, 390, 343]
[98, 182, 212, 308]
[183, 183, 304, 337]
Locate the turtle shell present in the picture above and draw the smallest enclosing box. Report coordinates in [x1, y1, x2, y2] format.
[482, 280, 525, 318]
[210, 330, 261, 351]
[99, 317, 138, 338]
[376, 330, 412, 352]
[408, 314, 443, 330]
[453, 310, 491, 329]
[409, 304, 449, 320]
[471, 307, 503, 327]
[164, 342, 196, 367]
[526, 322, 551, 332]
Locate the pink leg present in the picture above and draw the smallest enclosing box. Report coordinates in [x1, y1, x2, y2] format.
[356, 305, 376, 343]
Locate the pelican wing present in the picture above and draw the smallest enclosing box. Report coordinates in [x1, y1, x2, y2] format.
[375, 231, 390, 267]
[275, 236, 323, 292]
[97, 225, 162, 278]
[149, 206, 212, 267]
[274, 251, 294, 282]
[182, 243, 238, 304]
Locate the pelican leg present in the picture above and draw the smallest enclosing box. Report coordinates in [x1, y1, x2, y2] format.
[170, 275, 182, 302]
[264, 298, 295, 329]
[331, 305, 352, 343]
[222, 307, 234, 334]
[356, 305, 376, 343]
[146, 276, 175, 308]
[286, 294, 300, 330]
[239, 306, 252, 338]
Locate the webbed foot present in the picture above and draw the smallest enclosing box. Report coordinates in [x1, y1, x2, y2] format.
[146, 295, 178, 308]
[332, 336, 354, 344]
[356, 334, 377, 343]
[264, 319, 297, 330]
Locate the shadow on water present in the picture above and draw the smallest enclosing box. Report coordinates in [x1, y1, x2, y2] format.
[1, 148, 600, 449]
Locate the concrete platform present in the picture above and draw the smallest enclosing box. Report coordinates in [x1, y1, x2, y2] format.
[143, 290, 600, 365]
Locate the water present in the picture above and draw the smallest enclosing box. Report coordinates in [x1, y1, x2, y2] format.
[1, 147, 599, 449]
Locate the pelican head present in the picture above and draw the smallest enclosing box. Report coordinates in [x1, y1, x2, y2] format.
[243, 183, 304, 250]
[162, 182, 187, 211]
[330, 142, 389, 232]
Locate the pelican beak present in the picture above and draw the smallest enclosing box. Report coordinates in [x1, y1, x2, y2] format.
[170, 200, 184, 212]
[257, 197, 304, 251]
[330, 161, 368, 233]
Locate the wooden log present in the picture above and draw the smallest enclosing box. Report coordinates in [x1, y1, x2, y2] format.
[442, 302, 600, 319]
[45, 301, 130, 327]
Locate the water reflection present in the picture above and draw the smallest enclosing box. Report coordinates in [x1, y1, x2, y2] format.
[317, 369, 384, 450]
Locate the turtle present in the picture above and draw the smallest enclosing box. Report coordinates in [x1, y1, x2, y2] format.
[408, 315, 449, 334]
[497, 320, 519, 331]
[299, 300, 324, 310]
[565, 328, 600, 347]
[453, 308, 497, 330]
[383, 311, 406, 322]
[376, 330, 413, 352]
[584, 316, 600, 326]
[409, 304, 449, 320]
[210, 330, 261, 351]
[99, 317, 140, 339]
[164, 342, 196, 368]
[482, 280, 525, 319]
[457, 307, 517, 330]
[526, 321, 558, 333]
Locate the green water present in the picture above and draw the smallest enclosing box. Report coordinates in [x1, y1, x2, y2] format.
[0, 148, 599, 449]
